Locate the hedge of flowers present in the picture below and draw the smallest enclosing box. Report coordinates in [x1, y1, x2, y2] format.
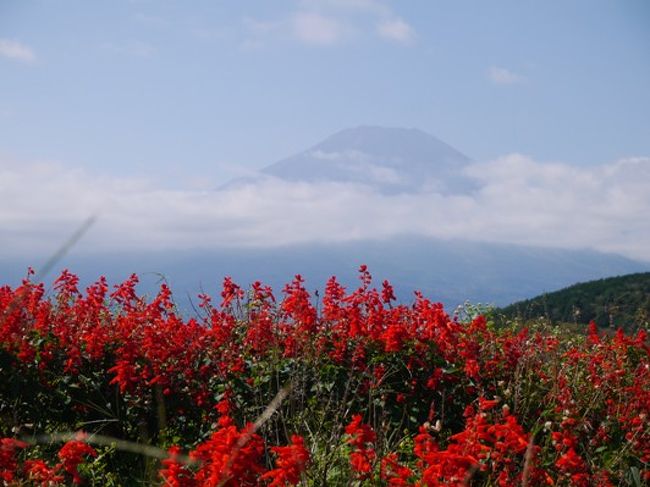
[0, 266, 648, 485]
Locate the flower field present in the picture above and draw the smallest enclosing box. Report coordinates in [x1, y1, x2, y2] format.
[1, 266, 648, 486]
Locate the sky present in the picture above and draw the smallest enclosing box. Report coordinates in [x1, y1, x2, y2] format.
[1, 0, 649, 262]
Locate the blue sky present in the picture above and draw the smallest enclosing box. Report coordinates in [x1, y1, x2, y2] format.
[2, 0, 649, 184]
[1, 1, 649, 260]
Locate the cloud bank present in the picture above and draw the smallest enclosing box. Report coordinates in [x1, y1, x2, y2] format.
[1, 154, 649, 261]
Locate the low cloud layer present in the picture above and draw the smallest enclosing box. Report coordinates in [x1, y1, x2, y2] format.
[1, 154, 649, 261]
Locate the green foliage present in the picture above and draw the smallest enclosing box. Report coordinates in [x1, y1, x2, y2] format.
[498, 272, 650, 332]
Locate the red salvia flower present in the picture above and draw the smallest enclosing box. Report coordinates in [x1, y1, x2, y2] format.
[23, 459, 65, 486]
[0, 438, 27, 483]
[260, 435, 310, 486]
[345, 415, 377, 480]
[57, 439, 97, 484]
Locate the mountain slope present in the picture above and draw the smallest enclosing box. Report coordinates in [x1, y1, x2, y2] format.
[2, 238, 648, 315]
[260, 126, 475, 193]
[499, 272, 650, 331]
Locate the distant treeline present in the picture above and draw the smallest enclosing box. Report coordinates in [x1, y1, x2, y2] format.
[498, 272, 650, 332]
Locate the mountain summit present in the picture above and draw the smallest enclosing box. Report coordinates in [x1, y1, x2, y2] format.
[260, 126, 474, 193]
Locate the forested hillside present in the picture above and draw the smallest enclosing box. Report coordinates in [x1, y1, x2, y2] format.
[499, 272, 650, 331]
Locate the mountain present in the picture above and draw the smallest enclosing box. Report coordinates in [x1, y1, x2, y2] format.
[2, 238, 647, 316]
[238, 126, 476, 194]
[498, 272, 650, 331]
[4, 126, 647, 318]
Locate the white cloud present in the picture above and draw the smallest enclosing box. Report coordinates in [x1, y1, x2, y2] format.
[242, 12, 348, 48]
[377, 18, 415, 44]
[291, 12, 346, 45]
[309, 149, 366, 161]
[0, 39, 35, 63]
[487, 66, 524, 85]
[1, 154, 649, 262]
[243, 0, 414, 47]
[308, 150, 405, 184]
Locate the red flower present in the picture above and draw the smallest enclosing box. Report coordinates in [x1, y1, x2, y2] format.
[57, 439, 97, 484]
[190, 417, 266, 486]
[23, 459, 64, 486]
[478, 397, 500, 411]
[160, 446, 195, 487]
[260, 435, 310, 486]
[555, 447, 586, 472]
[380, 453, 414, 486]
[345, 415, 376, 448]
[0, 438, 27, 483]
[350, 450, 375, 476]
[345, 415, 376, 479]
[381, 280, 396, 304]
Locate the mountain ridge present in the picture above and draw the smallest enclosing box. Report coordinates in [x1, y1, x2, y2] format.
[2, 237, 647, 314]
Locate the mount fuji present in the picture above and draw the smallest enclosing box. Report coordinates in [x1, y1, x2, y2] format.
[260, 126, 475, 194]
[227, 125, 477, 194]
